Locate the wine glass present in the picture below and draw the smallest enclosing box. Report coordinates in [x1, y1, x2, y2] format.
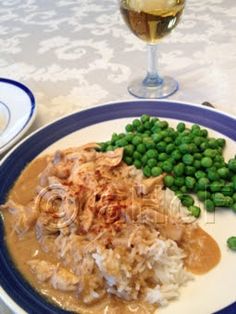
[119, 0, 185, 99]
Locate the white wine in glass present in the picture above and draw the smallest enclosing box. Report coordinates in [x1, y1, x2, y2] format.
[120, 0, 185, 98]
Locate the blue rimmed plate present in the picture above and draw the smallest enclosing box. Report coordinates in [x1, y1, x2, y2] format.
[0, 78, 36, 155]
[0, 100, 235, 314]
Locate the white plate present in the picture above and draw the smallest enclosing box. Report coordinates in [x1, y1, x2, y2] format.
[0, 100, 235, 314]
[0, 78, 36, 154]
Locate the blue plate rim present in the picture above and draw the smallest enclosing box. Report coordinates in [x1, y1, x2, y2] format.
[0, 77, 36, 153]
[0, 99, 235, 314]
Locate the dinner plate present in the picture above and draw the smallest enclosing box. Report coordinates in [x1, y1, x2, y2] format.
[0, 100, 235, 314]
[0, 78, 36, 155]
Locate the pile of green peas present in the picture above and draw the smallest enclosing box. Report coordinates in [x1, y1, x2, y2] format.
[98, 114, 236, 250]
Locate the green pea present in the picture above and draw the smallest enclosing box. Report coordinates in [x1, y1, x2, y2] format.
[200, 129, 208, 137]
[164, 175, 174, 187]
[151, 166, 163, 177]
[179, 194, 194, 207]
[141, 155, 148, 166]
[137, 125, 145, 133]
[232, 203, 236, 213]
[143, 121, 151, 130]
[224, 196, 233, 207]
[201, 157, 213, 168]
[116, 138, 128, 147]
[166, 143, 175, 154]
[124, 144, 135, 156]
[216, 138, 226, 148]
[152, 133, 162, 143]
[170, 185, 179, 192]
[166, 128, 176, 138]
[193, 160, 201, 169]
[164, 136, 172, 143]
[177, 122, 185, 132]
[174, 177, 185, 187]
[197, 190, 211, 201]
[134, 159, 142, 169]
[146, 149, 158, 159]
[191, 124, 201, 131]
[197, 177, 210, 190]
[156, 141, 167, 152]
[228, 159, 236, 172]
[232, 193, 236, 202]
[171, 150, 182, 161]
[232, 175, 236, 189]
[200, 142, 208, 151]
[188, 205, 201, 218]
[132, 119, 141, 129]
[207, 169, 220, 181]
[179, 143, 190, 154]
[222, 183, 234, 196]
[205, 199, 215, 212]
[195, 170, 206, 179]
[124, 156, 133, 165]
[181, 136, 192, 144]
[204, 149, 216, 158]
[133, 151, 142, 160]
[125, 133, 134, 143]
[160, 130, 168, 138]
[182, 154, 194, 165]
[159, 121, 168, 129]
[175, 137, 182, 146]
[151, 125, 161, 133]
[125, 124, 133, 132]
[208, 138, 218, 149]
[162, 161, 173, 173]
[147, 158, 157, 168]
[143, 165, 152, 177]
[185, 166, 196, 176]
[180, 186, 188, 193]
[212, 193, 225, 207]
[210, 181, 223, 192]
[106, 145, 114, 151]
[214, 155, 224, 163]
[227, 236, 236, 251]
[185, 176, 196, 189]
[141, 114, 150, 123]
[99, 142, 108, 152]
[194, 137, 203, 146]
[132, 135, 142, 146]
[137, 143, 146, 154]
[217, 167, 230, 179]
[194, 153, 202, 160]
[143, 138, 155, 149]
[158, 152, 168, 161]
[173, 163, 185, 177]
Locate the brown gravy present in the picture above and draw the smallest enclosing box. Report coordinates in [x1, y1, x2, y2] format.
[3, 157, 155, 314]
[2, 156, 221, 313]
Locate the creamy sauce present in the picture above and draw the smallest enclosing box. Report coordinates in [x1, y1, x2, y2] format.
[2, 156, 221, 313]
[3, 157, 155, 314]
[181, 226, 221, 275]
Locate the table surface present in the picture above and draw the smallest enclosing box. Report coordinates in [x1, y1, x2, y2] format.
[0, 0, 235, 313]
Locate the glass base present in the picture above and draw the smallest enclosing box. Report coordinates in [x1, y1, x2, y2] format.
[128, 76, 179, 99]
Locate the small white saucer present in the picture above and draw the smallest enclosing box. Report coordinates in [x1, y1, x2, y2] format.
[0, 78, 36, 154]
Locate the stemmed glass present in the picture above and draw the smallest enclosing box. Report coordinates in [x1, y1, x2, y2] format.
[119, 0, 185, 99]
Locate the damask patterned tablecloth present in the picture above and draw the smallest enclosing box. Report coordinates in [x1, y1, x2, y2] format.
[0, 0, 235, 313]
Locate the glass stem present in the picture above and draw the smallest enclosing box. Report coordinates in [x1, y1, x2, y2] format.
[143, 44, 163, 87]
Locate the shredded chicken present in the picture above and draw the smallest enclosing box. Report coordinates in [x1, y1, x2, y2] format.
[1, 144, 192, 305]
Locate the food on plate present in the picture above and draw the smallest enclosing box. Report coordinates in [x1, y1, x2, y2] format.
[1, 143, 221, 313]
[99, 114, 236, 247]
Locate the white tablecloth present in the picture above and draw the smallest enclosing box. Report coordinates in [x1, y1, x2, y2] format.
[0, 0, 236, 313]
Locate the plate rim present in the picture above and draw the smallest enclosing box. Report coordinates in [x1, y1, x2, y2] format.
[0, 99, 235, 314]
[0, 77, 36, 155]
[1, 98, 235, 166]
